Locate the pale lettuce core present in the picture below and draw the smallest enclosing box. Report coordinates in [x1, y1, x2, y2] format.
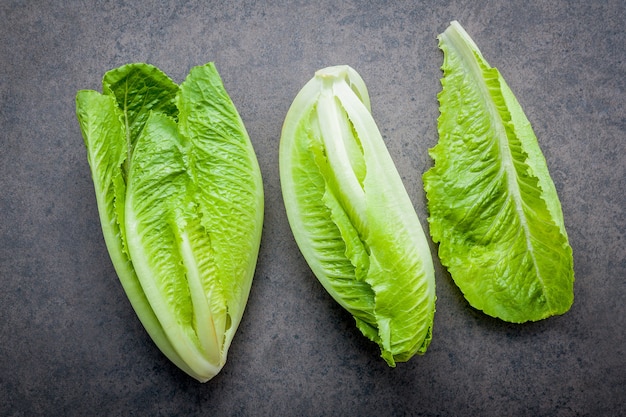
[280, 65, 436, 366]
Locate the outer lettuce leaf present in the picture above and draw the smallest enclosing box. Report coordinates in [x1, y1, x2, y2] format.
[423, 21, 574, 323]
[280, 66, 436, 366]
[77, 62, 263, 381]
[76, 82, 195, 378]
[177, 64, 265, 336]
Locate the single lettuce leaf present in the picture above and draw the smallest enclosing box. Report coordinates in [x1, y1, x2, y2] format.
[76, 80, 196, 378]
[280, 65, 436, 366]
[423, 21, 574, 323]
[77, 62, 263, 381]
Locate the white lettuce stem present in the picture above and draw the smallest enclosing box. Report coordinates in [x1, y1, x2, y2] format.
[178, 229, 222, 366]
[316, 72, 368, 232]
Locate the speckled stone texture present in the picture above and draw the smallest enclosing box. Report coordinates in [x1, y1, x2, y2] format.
[1, 1, 624, 416]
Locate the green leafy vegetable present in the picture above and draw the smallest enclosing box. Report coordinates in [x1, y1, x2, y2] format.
[76, 62, 264, 381]
[280, 65, 436, 366]
[423, 21, 574, 323]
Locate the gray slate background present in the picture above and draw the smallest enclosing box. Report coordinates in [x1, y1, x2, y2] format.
[1, 1, 625, 416]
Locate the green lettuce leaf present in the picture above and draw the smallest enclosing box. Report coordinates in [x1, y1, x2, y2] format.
[423, 21, 574, 323]
[280, 65, 436, 366]
[77, 62, 263, 381]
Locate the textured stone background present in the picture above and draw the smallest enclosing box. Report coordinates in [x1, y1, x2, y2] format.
[1, 1, 624, 416]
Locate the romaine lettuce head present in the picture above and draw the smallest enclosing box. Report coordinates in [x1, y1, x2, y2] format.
[423, 21, 574, 323]
[280, 65, 436, 366]
[76, 62, 264, 382]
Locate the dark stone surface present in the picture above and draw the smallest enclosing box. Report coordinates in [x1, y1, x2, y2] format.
[1, 1, 624, 416]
